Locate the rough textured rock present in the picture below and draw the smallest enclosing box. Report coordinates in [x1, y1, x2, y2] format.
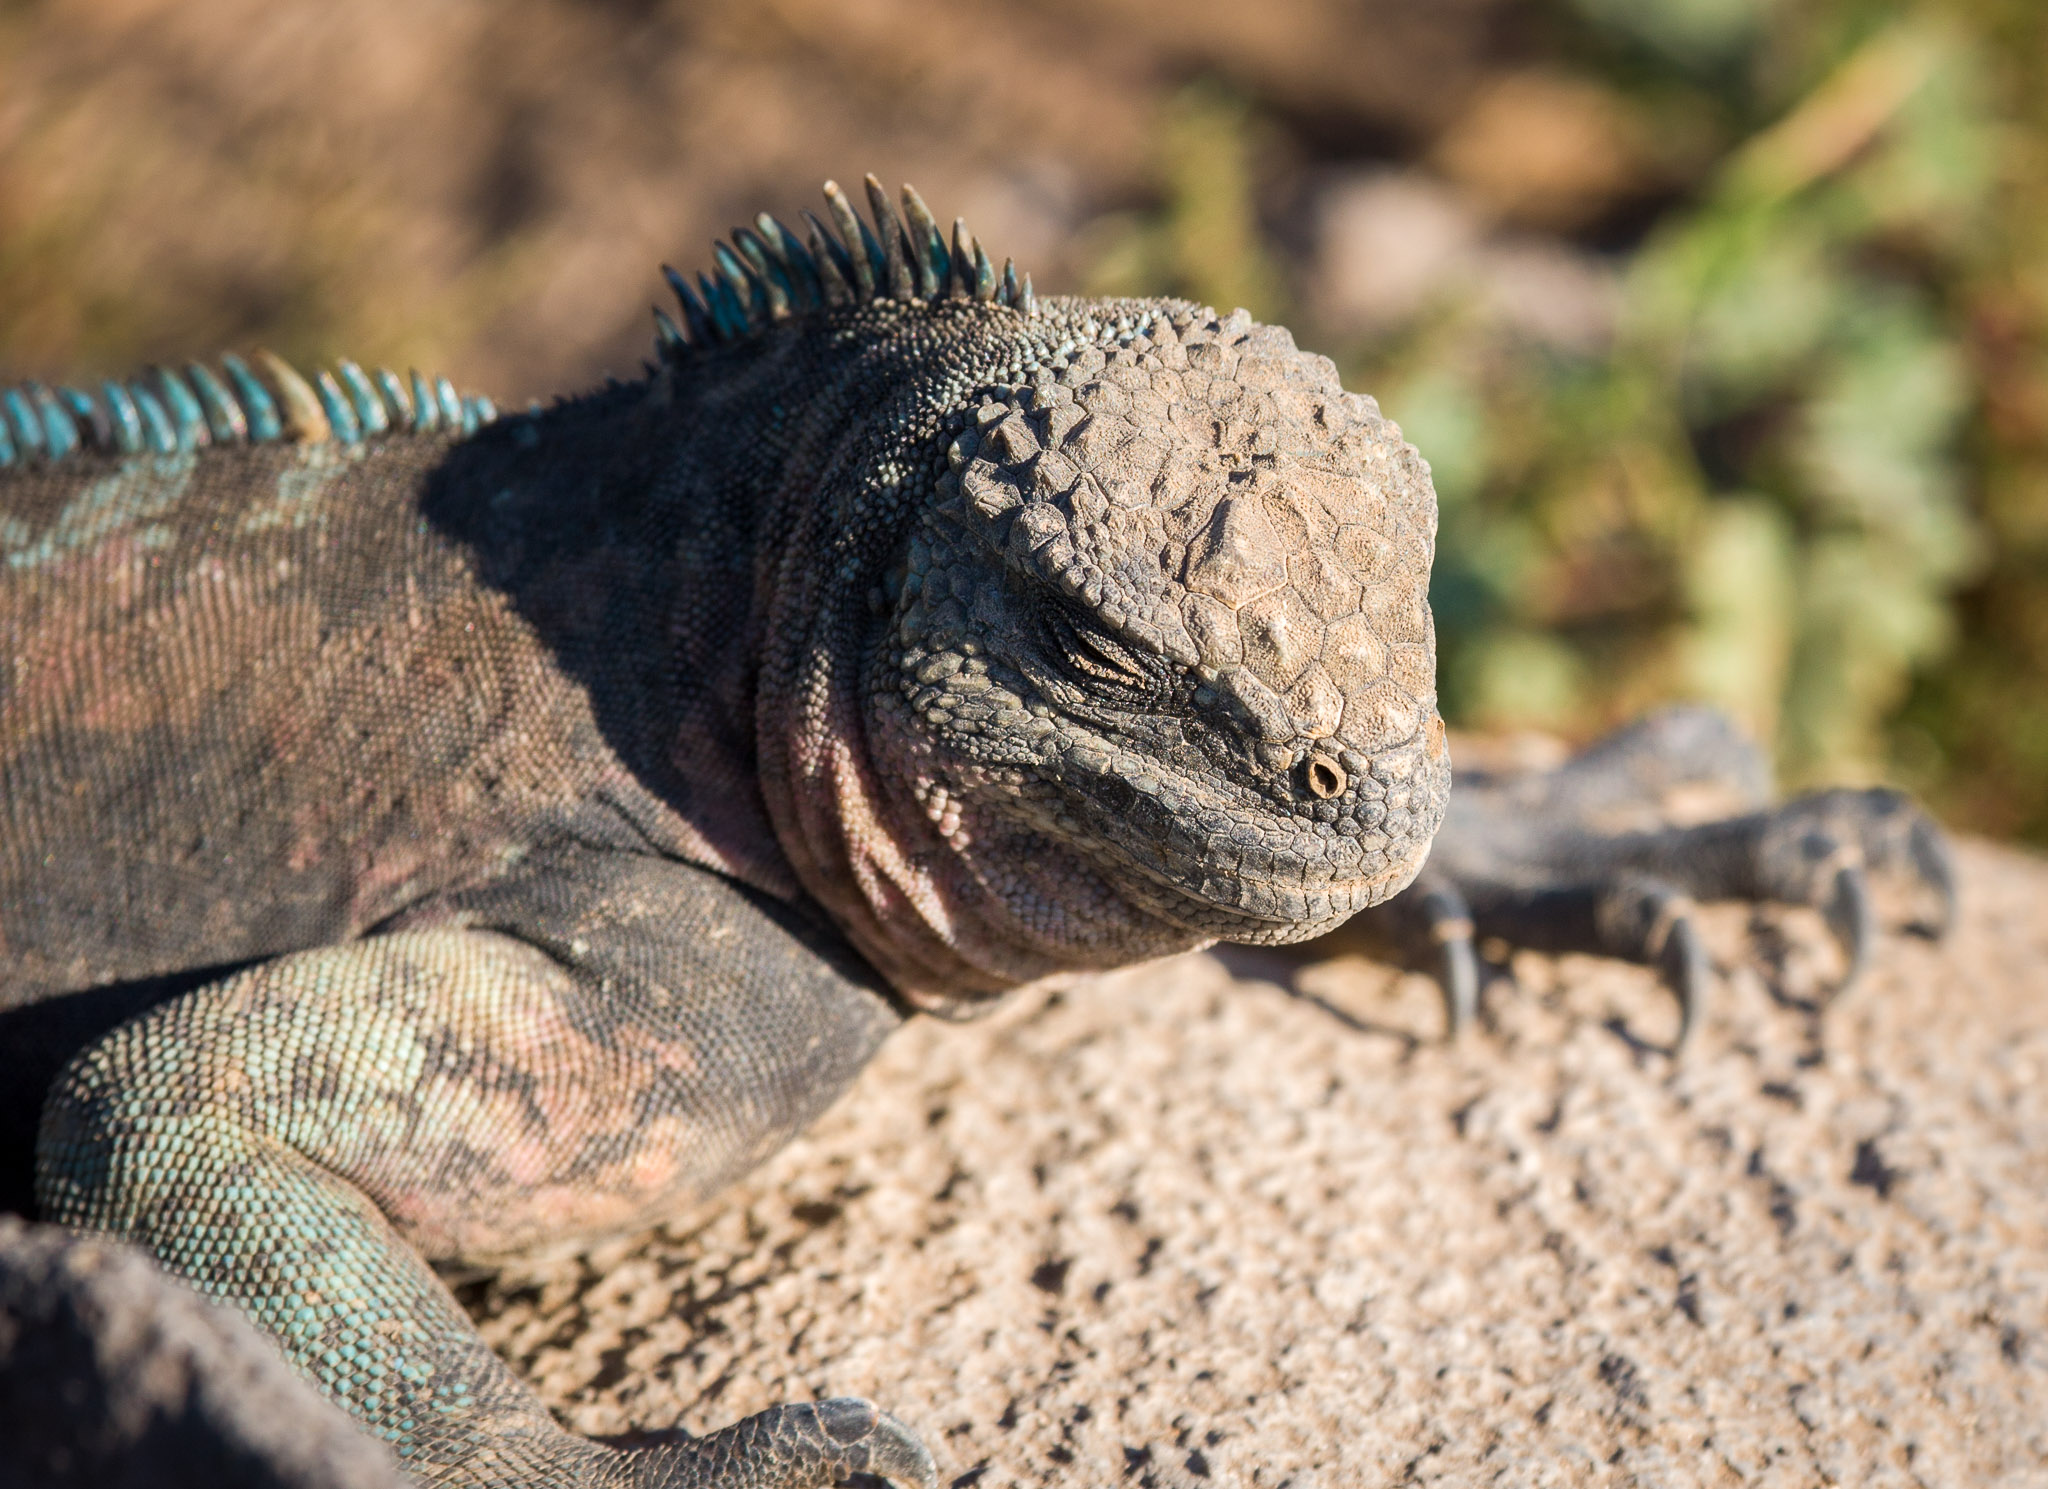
[469, 838, 2047, 1486]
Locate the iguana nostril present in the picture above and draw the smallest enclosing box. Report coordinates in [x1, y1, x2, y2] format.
[1305, 753, 1347, 799]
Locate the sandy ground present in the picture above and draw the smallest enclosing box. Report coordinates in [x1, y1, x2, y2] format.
[467, 840, 2048, 1487]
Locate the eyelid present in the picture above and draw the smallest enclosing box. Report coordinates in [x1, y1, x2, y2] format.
[1074, 627, 1146, 681]
[1042, 602, 1163, 699]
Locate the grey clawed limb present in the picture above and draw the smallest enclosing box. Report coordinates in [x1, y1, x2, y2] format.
[1344, 779, 1956, 1054]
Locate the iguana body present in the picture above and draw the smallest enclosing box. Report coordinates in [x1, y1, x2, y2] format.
[0, 180, 1949, 1487]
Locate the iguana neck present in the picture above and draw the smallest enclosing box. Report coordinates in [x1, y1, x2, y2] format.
[428, 305, 1041, 995]
[440, 297, 1207, 1014]
[698, 299, 1213, 1014]
[691, 301, 1065, 1011]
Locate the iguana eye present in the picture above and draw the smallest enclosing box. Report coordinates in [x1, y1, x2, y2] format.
[1038, 601, 1165, 704]
[1072, 627, 1147, 686]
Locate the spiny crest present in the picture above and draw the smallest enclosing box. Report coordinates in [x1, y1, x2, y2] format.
[0, 352, 496, 468]
[652, 175, 1034, 362]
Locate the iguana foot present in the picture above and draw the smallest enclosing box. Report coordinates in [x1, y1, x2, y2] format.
[637, 1398, 935, 1489]
[1341, 708, 1956, 1049]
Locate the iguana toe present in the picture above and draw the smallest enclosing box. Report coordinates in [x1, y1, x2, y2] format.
[1657, 905, 1711, 1049]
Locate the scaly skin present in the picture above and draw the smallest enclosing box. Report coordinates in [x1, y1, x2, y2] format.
[0, 180, 1947, 1485]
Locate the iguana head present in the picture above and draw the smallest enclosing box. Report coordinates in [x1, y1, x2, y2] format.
[880, 299, 1450, 964]
[673, 181, 1449, 1008]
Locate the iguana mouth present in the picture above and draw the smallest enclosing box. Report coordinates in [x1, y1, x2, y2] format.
[1038, 725, 1450, 940]
[1064, 737, 1449, 938]
[1102, 843, 1430, 942]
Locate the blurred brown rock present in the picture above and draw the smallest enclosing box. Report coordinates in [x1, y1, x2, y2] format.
[0, 1219, 406, 1489]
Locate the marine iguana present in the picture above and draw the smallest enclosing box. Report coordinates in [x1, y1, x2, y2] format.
[0, 177, 1952, 1487]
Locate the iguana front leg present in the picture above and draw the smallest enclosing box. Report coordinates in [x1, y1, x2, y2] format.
[1344, 707, 1955, 1047]
[35, 853, 934, 1489]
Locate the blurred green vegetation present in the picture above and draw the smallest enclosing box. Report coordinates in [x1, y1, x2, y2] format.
[1093, 0, 2048, 842]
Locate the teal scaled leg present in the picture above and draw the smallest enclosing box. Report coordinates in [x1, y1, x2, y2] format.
[36, 854, 934, 1489]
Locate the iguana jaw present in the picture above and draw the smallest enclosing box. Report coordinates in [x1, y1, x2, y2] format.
[878, 672, 1449, 951]
[1001, 717, 1449, 942]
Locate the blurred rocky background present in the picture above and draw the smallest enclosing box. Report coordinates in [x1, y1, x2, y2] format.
[4, 0, 2044, 840]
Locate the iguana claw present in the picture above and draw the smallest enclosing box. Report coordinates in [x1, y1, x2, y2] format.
[1907, 813, 1959, 939]
[1819, 863, 1873, 998]
[1659, 911, 1710, 1049]
[1419, 884, 1480, 1037]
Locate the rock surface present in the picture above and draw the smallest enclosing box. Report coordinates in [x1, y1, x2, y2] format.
[467, 839, 2048, 1487]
